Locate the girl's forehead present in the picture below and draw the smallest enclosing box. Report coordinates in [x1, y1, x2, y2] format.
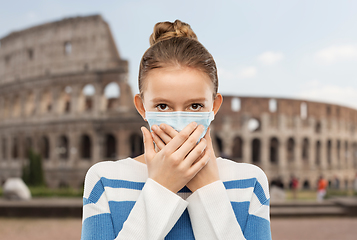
[143, 66, 213, 99]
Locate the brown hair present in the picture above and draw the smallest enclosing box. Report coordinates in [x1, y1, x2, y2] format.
[138, 20, 218, 98]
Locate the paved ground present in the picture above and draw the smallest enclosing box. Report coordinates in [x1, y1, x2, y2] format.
[1, 217, 357, 240]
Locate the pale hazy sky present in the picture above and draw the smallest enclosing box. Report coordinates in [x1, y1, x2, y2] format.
[1, 0, 357, 109]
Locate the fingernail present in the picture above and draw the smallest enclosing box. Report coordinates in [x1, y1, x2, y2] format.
[152, 125, 158, 131]
[192, 122, 198, 127]
[160, 124, 165, 130]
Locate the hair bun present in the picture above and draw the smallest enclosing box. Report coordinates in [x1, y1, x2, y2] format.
[149, 20, 197, 46]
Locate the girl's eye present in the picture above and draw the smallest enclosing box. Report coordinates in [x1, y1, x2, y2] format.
[189, 104, 203, 111]
[156, 104, 169, 111]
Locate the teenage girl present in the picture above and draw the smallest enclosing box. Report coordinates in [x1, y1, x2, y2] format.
[81, 20, 271, 240]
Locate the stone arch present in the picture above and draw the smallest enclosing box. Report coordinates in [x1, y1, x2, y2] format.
[303, 180, 310, 189]
[302, 138, 309, 162]
[12, 137, 19, 159]
[248, 118, 261, 132]
[79, 84, 95, 112]
[24, 137, 33, 157]
[59, 181, 69, 188]
[40, 89, 52, 114]
[300, 102, 307, 119]
[231, 97, 240, 112]
[40, 136, 50, 160]
[269, 99, 277, 112]
[59, 86, 72, 114]
[287, 137, 295, 162]
[344, 141, 349, 165]
[2, 97, 10, 119]
[104, 82, 120, 110]
[315, 121, 321, 134]
[104, 133, 117, 159]
[64, 41, 72, 55]
[327, 140, 332, 166]
[129, 133, 143, 158]
[80, 134, 91, 160]
[252, 138, 261, 164]
[270, 137, 279, 164]
[231, 136, 243, 160]
[58, 135, 69, 160]
[315, 140, 321, 166]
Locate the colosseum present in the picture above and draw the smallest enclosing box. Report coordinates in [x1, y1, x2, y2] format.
[1, 15, 356, 190]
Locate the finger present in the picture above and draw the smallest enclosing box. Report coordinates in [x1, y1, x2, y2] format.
[141, 127, 156, 160]
[203, 127, 214, 150]
[187, 150, 210, 177]
[151, 124, 173, 144]
[183, 138, 207, 167]
[173, 124, 205, 158]
[159, 123, 179, 139]
[151, 131, 166, 150]
[164, 122, 198, 154]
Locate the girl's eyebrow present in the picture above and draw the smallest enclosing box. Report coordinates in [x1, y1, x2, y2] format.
[183, 98, 207, 104]
[151, 97, 207, 104]
[151, 97, 173, 104]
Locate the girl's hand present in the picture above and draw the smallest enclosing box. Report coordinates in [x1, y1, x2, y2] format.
[151, 125, 219, 192]
[141, 122, 210, 193]
[186, 128, 219, 192]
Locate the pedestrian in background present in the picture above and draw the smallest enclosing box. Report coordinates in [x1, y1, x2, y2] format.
[317, 176, 328, 202]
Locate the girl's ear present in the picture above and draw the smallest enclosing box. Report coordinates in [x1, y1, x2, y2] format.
[213, 93, 223, 115]
[134, 94, 147, 121]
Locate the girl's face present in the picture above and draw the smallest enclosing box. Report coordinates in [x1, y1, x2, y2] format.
[134, 66, 222, 119]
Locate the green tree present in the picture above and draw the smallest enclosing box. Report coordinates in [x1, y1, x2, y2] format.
[22, 149, 45, 186]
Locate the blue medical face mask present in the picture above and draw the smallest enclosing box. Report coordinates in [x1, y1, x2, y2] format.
[145, 110, 215, 140]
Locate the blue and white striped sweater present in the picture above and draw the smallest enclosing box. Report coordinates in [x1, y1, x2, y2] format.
[81, 157, 271, 240]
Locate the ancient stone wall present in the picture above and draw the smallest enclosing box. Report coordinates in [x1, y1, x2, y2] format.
[214, 96, 357, 189]
[0, 15, 145, 188]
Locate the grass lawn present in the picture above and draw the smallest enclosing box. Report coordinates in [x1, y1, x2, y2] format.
[0, 186, 83, 198]
[284, 189, 357, 201]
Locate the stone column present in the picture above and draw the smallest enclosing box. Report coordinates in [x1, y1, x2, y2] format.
[279, 137, 287, 172]
[71, 85, 80, 116]
[243, 136, 251, 164]
[330, 140, 337, 169]
[94, 84, 104, 116]
[6, 136, 11, 162]
[0, 97, 4, 121]
[52, 87, 60, 116]
[92, 132, 104, 164]
[118, 129, 131, 159]
[260, 136, 269, 171]
[222, 116, 233, 158]
[320, 139, 327, 170]
[309, 138, 316, 171]
[294, 137, 302, 171]
[33, 89, 41, 116]
[68, 131, 79, 166]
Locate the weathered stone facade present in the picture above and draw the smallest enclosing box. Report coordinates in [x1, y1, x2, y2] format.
[0, 15, 145, 188]
[1, 15, 356, 189]
[215, 96, 357, 189]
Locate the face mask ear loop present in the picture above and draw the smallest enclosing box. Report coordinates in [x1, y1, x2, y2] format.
[209, 107, 215, 121]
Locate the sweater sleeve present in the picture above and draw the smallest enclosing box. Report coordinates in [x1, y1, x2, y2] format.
[186, 180, 246, 240]
[81, 163, 188, 240]
[186, 168, 271, 240]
